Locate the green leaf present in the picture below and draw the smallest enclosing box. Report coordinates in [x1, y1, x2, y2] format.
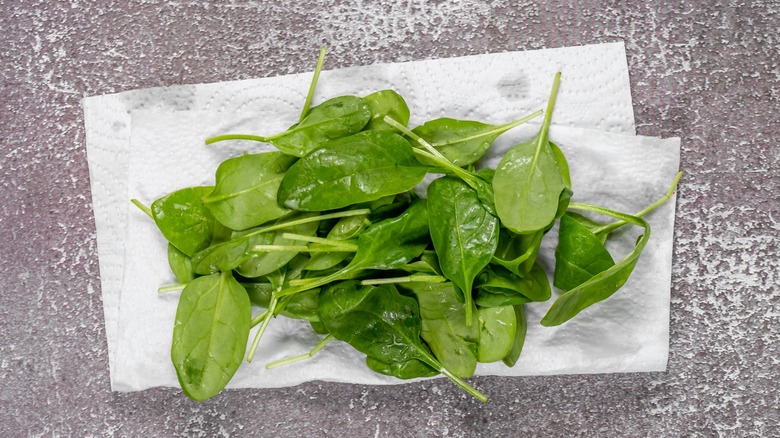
[167, 243, 195, 283]
[553, 213, 616, 291]
[474, 263, 550, 307]
[476, 305, 516, 363]
[492, 228, 543, 277]
[493, 73, 567, 234]
[502, 304, 527, 367]
[412, 110, 540, 167]
[270, 95, 371, 156]
[278, 130, 428, 211]
[171, 271, 251, 401]
[363, 90, 410, 131]
[400, 250, 442, 276]
[427, 177, 499, 325]
[366, 357, 438, 379]
[404, 282, 479, 378]
[202, 152, 296, 231]
[541, 204, 651, 326]
[151, 186, 215, 257]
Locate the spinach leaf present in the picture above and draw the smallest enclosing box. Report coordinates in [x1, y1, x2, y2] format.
[492, 228, 543, 277]
[236, 213, 319, 278]
[168, 243, 195, 284]
[494, 73, 568, 233]
[502, 304, 527, 367]
[278, 130, 428, 211]
[427, 176, 499, 325]
[363, 90, 410, 131]
[171, 271, 251, 401]
[151, 186, 215, 257]
[403, 282, 479, 378]
[553, 213, 616, 291]
[400, 250, 442, 276]
[476, 305, 516, 363]
[412, 110, 541, 167]
[366, 357, 438, 379]
[541, 204, 650, 326]
[474, 263, 550, 307]
[318, 281, 487, 401]
[202, 152, 296, 231]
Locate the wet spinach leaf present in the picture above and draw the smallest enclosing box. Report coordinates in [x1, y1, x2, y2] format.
[168, 243, 195, 284]
[363, 90, 410, 131]
[476, 305, 516, 363]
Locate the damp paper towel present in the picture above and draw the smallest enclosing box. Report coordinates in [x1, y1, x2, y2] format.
[82, 42, 680, 392]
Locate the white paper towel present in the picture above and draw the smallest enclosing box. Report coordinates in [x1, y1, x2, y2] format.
[83, 42, 681, 392]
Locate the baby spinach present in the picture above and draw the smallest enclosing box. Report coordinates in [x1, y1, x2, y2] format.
[206, 96, 372, 157]
[236, 214, 319, 278]
[541, 204, 650, 326]
[474, 263, 550, 307]
[318, 281, 487, 401]
[168, 243, 195, 284]
[403, 282, 479, 378]
[202, 152, 296, 231]
[476, 305, 516, 363]
[171, 271, 251, 401]
[277, 130, 428, 211]
[553, 213, 616, 291]
[412, 110, 541, 167]
[151, 186, 215, 257]
[363, 89, 410, 131]
[494, 72, 569, 234]
[427, 176, 498, 325]
[492, 228, 543, 277]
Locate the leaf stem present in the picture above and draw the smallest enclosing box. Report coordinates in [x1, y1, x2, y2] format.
[252, 244, 355, 253]
[299, 46, 327, 123]
[590, 171, 683, 236]
[158, 283, 186, 294]
[251, 309, 270, 328]
[131, 199, 153, 219]
[205, 134, 269, 145]
[383, 115, 448, 161]
[239, 209, 371, 242]
[281, 233, 359, 251]
[266, 334, 334, 369]
[360, 274, 446, 285]
[247, 296, 278, 363]
[540, 72, 562, 138]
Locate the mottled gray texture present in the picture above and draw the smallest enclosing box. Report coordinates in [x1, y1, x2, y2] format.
[0, 1, 777, 436]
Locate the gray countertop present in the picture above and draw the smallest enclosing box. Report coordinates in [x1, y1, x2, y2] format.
[2, 1, 778, 436]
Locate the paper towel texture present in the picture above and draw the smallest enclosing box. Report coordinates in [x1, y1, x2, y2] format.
[82, 42, 672, 392]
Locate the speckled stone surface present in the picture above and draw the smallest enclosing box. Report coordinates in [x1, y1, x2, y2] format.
[1, 1, 778, 436]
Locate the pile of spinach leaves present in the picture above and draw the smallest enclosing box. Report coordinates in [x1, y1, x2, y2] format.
[132, 48, 681, 403]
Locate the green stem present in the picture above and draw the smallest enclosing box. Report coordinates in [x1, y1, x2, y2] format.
[247, 296, 278, 363]
[239, 209, 371, 242]
[539, 72, 561, 143]
[281, 233, 359, 251]
[279, 268, 349, 297]
[383, 116, 448, 160]
[418, 350, 488, 402]
[434, 109, 543, 147]
[299, 46, 327, 123]
[158, 283, 186, 294]
[590, 170, 683, 236]
[251, 309, 269, 328]
[252, 244, 355, 253]
[266, 334, 334, 369]
[131, 199, 153, 219]
[360, 274, 446, 286]
[205, 134, 269, 145]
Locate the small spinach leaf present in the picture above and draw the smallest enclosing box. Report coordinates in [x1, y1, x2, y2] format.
[474, 263, 550, 307]
[363, 90, 410, 131]
[168, 243, 195, 283]
[171, 271, 251, 401]
[502, 304, 527, 367]
[476, 305, 516, 363]
[151, 186, 215, 257]
[492, 228, 543, 277]
[553, 213, 616, 292]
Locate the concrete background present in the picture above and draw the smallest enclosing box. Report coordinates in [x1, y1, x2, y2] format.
[1, 1, 778, 436]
